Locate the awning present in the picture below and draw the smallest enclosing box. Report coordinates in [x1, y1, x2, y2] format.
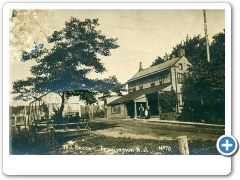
[134, 94, 146, 102]
[108, 83, 171, 105]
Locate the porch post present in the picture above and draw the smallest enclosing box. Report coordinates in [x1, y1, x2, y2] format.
[146, 98, 148, 108]
[134, 101, 137, 120]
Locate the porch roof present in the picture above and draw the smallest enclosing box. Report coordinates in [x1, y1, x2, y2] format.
[108, 83, 171, 105]
[10, 106, 25, 115]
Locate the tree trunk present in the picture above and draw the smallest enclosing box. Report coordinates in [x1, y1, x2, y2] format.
[58, 92, 65, 123]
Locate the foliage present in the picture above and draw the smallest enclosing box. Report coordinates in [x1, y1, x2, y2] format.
[178, 31, 225, 123]
[12, 17, 126, 120]
[50, 106, 61, 122]
[150, 56, 165, 67]
[39, 102, 49, 119]
[158, 89, 177, 113]
[151, 31, 225, 123]
[10, 129, 51, 155]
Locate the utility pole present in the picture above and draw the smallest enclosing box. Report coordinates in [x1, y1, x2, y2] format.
[203, 10, 215, 123]
[203, 10, 210, 62]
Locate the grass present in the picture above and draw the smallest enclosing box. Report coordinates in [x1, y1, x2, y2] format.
[50, 134, 220, 155]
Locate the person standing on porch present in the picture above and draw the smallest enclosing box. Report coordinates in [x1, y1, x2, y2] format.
[139, 104, 144, 119]
[145, 106, 151, 119]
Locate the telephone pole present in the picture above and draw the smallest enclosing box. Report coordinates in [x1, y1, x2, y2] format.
[203, 10, 215, 123]
[203, 10, 210, 62]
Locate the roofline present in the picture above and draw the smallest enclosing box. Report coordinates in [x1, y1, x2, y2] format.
[98, 95, 120, 99]
[127, 67, 170, 83]
[127, 56, 184, 83]
[29, 92, 50, 105]
[107, 99, 132, 106]
[108, 83, 172, 105]
[171, 56, 184, 67]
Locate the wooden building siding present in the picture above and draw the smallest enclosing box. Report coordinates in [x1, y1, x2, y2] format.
[128, 70, 171, 93]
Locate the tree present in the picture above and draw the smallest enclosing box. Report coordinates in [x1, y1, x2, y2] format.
[179, 31, 225, 123]
[12, 17, 126, 121]
[151, 32, 225, 123]
[151, 35, 206, 67]
[180, 74, 206, 122]
[207, 31, 225, 123]
[150, 56, 165, 67]
[158, 89, 177, 113]
[39, 102, 49, 120]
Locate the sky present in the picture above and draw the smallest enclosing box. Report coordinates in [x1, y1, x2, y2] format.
[9, 9, 225, 105]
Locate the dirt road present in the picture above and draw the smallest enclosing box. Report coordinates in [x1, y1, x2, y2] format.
[51, 118, 224, 155]
[90, 118, 224, 141]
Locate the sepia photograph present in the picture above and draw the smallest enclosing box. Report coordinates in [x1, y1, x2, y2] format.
[8, 6, 226, 157]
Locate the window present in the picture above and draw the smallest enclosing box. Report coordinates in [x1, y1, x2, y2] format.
[128, 84, 133, 92]
[133, 87, 136, 92]
[111, 105, 121, 114]
[179, 63, 183, 70]
[133, 83, 136, 92]
[177, 73, 183, 84]
[150, 78, 155, 87]
[159, 75, 164, 85]
[139, 82, 143, 90]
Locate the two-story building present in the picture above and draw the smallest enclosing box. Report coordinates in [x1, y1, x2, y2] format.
[107, 49, 191, 120]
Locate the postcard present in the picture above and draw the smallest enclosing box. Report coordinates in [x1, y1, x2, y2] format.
[3, 2, 233, 175]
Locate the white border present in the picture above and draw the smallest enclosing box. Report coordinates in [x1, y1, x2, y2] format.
[3, 3, 231, 175]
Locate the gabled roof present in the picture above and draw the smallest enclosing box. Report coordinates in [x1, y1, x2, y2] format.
[9, 106, 25, 115]
[108, 83, 171, 105]
[128, 57, 182, 82]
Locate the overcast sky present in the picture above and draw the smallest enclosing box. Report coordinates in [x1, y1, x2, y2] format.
[9, 9, 225, 105]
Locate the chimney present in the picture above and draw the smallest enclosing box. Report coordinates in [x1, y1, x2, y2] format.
[139, 62, 143, 72]
[178, 48, 185, 57]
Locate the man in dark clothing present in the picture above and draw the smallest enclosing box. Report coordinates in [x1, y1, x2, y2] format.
[139, 104, 144, 119]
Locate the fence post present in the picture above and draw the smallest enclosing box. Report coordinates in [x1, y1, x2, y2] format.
[177, 135, 189, 155]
